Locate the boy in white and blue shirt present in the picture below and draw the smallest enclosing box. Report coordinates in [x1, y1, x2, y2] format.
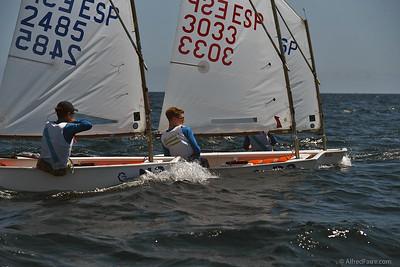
[37, 101, 92, 175]
[161, 107, 202, 162]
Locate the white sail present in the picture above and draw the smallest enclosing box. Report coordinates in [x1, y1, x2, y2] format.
[0, 0, 145, 137]
[275, 0, 321, 132]
[159, 0, 292, 134]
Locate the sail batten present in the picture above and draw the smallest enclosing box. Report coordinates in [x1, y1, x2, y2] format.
[0, 0, 145, 136]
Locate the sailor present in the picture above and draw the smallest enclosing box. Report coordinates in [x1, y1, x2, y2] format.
[243, 131, 278, 151]
[161, 107, 208, 167]
[36, 101, 92, 176]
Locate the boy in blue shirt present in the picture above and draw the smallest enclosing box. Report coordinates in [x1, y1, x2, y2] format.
[36, 101, 92, 176]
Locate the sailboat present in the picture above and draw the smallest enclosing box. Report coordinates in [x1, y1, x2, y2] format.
[159, 0, 347, 175]
[0, 0, 180, 192]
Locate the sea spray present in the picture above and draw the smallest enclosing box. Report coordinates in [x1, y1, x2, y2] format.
[0, 190, 17, 200]
[92, 161, 218, 192]
[138, 161, 218, 185]
[340, 155, 352, 167]
[318, 154, 352, 170]
[49, 161, 218, 199]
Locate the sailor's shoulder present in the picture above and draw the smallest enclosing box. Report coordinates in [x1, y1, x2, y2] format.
[45, 121, 66, 128]
[180, 124, 192, 131]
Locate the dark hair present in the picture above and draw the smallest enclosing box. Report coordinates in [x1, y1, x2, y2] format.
[165, 107, 184, 121]
[55, 101, 76, 118]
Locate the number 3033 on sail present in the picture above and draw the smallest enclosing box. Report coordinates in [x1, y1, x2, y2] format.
[177, 0, 264, 66]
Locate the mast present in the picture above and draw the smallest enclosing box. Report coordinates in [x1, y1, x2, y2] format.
[304, 19, 327, 150]
[108, 0, 154, 161]
[129, 0, 154, 161]
[270, 0, 300, 158]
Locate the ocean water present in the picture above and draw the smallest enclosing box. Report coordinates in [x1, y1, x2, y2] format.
[0, 93, 399, 266]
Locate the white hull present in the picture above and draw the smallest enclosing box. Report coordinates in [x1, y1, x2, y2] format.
[0, 149, 347, 192]
[0, 156, 180, 192]
[201, 148, 347, 176]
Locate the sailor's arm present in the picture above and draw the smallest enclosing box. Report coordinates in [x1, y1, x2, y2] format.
[63, 119, 92, 143]
[182, 126, 201, 159]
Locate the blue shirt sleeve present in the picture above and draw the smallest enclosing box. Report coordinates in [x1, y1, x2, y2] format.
[63, 119, 92, 143]
[181, 126, 201, 158]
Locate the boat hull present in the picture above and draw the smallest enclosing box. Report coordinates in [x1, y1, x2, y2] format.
[201, 148, 347, 176]
[0, 156, 179, 192]
[0, 149, 347, 192]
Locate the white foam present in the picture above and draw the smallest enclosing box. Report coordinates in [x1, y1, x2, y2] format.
[137, 161, 218, 185]
[49, 161, 218, 198]
[0, 190, 17, 199]
[328, 229, 350, 239]
[318, 165, 334, 170]
[340, 155, 352, 167]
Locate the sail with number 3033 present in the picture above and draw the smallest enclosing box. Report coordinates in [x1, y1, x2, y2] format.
[158, 0, 348, 175]
[0, 0, 180, 192]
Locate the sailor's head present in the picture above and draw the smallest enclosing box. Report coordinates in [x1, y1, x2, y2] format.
[55, 101, 78, 121]
[166, 106, 184, 126]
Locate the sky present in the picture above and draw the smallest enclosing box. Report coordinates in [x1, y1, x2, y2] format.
[1, 0, 399, 94]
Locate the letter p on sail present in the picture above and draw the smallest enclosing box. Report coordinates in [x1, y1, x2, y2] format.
[274, 116, 282, 128]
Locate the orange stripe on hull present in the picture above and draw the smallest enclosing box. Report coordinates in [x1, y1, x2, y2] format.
[0, 161, 17, 167]
[248, 155, 294, 165]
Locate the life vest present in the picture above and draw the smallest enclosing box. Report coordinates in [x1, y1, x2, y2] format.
[39, 121, 73, 170]
[161, 125, 193, 160]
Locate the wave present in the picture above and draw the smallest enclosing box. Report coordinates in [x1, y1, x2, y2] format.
[351, 148, 400, 162]
[0, 190, 18, 200]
